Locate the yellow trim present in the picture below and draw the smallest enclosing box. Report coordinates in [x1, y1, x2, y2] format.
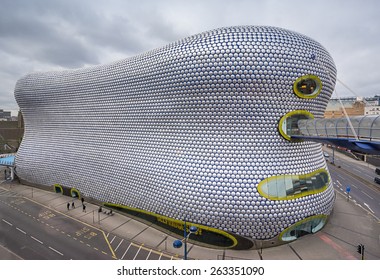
[279, 214, 328, 241]
[293, 74, 322, 99]
[104, 202, 238, 249]
[53, 184, 63, 194]
[278, 110, 314, 141]
[70, 188, 81, 199]
[257, 168, 330, 200]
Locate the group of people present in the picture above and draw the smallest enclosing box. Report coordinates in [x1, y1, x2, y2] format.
[67, 197, 86, 212]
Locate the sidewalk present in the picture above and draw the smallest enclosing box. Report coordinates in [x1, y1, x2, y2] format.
[1, 163, 379, 260]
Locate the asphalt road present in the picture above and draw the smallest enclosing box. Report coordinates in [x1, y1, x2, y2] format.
[0, 189, 115, 260]
[323, 148, 380, 220]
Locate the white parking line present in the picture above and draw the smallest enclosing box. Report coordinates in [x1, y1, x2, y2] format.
[49, 246, 63, 256]
[1, 219, 12, 226]
[16, 227, 26, 234]
[115, 239, 124, 252]
[110, 235, 116, 244]
[146, 249, 152, 260]
[121, 243, 132, 259]
[30, 236, 43, 244]
[133, 245, 143, 260]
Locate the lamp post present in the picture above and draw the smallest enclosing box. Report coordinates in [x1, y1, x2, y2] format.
[173, 220, 198, 260]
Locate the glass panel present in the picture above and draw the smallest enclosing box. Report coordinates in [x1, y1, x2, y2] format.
[258, 169, 329, 200]
[336, 118, 348, 137]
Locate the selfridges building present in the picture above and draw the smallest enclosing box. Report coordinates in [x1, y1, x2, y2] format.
[15, 26, 336, 249]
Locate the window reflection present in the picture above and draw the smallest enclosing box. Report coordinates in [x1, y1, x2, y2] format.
[258, 169, 329, 200]
[280, 215, 327, 241]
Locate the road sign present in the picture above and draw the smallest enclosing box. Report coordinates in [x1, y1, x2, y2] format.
[346, 186, 351, 193]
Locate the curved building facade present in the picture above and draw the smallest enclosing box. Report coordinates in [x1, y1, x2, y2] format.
[14, 26, 336, 249]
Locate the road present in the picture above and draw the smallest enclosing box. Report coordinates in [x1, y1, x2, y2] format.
[323, 147, 380, 220]
[0, 188, 115, 260]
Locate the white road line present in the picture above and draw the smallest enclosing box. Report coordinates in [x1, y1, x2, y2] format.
[1, 219, 12, 226]
[364, 203, 375, 214]
[133, 245, 143, 260]
[115, 239, 124, 252]
[110, 236, 116, 244]
[30, 236, 43, 244]
[146, 249, 152, 260]
[336, 180, 342, 186]
[16, 227, 26, 234]
[49, 246, 63, 256]
[351, 185, 358, 189]
[361, 191, 374, 200]
[121, 243, 132, 259]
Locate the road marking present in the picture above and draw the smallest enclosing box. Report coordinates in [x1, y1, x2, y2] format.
[351, 185, 358, 189]
[361, 191, 374, 200]
[146, 249, 152, 260]
[49, 246, 63, 256]
[1, 219, 13, 226]
[336, 180, 342, 186]
[110, 235, 116, 244]
[16, 227, 26, 234]
[364, 203, 375, 214]
[133, 244, 143, 260]
[115, 239, 124, 252]
[121, 243, 133, 259]
[30, 236, 43, 244]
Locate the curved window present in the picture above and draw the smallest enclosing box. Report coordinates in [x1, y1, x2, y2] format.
[257, 169, 329, 200]
[293, 74, 322, 98]
[278, 110, 314, 141]
[280, 215, 328, 242]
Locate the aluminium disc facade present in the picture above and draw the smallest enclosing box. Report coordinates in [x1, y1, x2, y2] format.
[14, 26, 336, 249]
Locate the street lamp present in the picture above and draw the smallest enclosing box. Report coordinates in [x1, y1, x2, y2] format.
[173, 220, 198, 260]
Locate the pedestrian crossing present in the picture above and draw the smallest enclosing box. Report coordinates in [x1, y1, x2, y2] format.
[105, 231, 179, 260]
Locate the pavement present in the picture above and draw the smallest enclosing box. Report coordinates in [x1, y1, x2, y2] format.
[1, 151, 379, 260]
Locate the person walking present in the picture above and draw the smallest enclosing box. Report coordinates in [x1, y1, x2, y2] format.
[72, 201, 75, 209]
[81, 197, 84, 205]
[82, 204, 86, 212]
[67, 202, 70, 210]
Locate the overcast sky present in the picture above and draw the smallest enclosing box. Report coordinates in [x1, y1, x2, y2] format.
[1, 0, 379, 114]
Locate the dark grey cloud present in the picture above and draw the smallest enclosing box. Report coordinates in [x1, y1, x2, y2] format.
[1, 0, 380, 112]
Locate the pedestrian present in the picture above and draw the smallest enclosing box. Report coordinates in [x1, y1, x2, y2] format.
[72, 201, 75, 209]
[67, 202, 70, 210]
[81, 197, 84, 205]
[82, 204, 86, 212]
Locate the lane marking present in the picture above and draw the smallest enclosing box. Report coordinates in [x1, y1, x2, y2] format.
[121, 243, 133, 260]
[336, 180, 342, 186]
[364, 203, 375, 214]
[49, 246, 63, 256]
[16, 227, 26, 234]
[30, 236, 43, 244]
[1, 219, 13, 226]
[361, 191, 374, 200]
[115, 239, 124, 252]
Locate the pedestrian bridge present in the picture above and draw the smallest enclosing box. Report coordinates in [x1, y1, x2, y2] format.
[0, 155, 15, 167]
[288, 115, 380, 155]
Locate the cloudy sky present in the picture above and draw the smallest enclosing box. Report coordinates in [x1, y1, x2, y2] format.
[1, 0, 379, 114]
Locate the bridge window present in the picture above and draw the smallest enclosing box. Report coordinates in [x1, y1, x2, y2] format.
[293, 75, 322, 99]
[257, 169, 329, 200]
[278, 110, 314, 141]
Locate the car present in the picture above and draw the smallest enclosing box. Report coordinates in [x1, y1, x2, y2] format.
[374, 177, 380, 184]
[375, 168, 380, 175]
[323, 152, 329, 158]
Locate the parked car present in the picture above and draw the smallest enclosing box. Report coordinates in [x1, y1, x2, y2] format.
[323, 152, 329, 158]
[375, 168, 380, 175]
[374, 177, 380, 184]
